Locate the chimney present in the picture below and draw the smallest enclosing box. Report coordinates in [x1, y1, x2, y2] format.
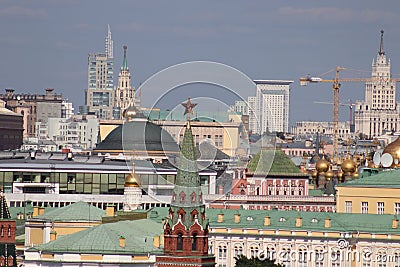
[217, 213, 224, 223]
[234, 213, 241, 223]
[119, 236, 125, 248]
[50, 230, 57, 241]
[33, 206, 39, 217]
[392, 218, 399, 229]
[296, 216, 302, 227]
[325, 218, 331, 228]
[153, 235, 160, 248]
[218, 185, 224, 194]
[38, 207, 45, 215]
[264, 215, 271, 226]
[106, 205, 115, 217]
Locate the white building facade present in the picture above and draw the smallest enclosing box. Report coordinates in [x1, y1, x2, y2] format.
[36, 115, 99, 150]
[354, 30, 400, 138]
[255, 80, 292, 134]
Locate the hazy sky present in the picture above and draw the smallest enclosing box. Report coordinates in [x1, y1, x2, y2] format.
[1, 1, 400, 125]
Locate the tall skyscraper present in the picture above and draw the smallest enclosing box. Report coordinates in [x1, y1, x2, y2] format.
[85, 25, 115, 120]
[354, 30, 400, 138]
[114, 45, 137, 119]
[254, 80, 292, 134]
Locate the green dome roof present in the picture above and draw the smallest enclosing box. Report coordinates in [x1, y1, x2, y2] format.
[95, 120, 179, 155]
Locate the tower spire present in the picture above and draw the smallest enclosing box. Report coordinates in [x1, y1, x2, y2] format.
[122, 45, 128, 71]
[379, 29, 385, 55]
[105, 24, 113, 58]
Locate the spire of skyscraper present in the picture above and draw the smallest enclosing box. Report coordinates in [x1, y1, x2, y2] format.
[105, 24, 113, 58]
[122, 45, 128, 71]
[379, 29, 385, 56]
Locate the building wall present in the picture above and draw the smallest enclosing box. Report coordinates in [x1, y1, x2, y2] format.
[336, 186, 400, 215]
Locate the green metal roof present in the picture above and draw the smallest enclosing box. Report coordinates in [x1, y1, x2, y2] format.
[36, 201, 106, 222]
[247, 150, 307, 176]
[149, 207, 400, 234]
[337, 169, 400, 188]
[31, 219, 163, 255]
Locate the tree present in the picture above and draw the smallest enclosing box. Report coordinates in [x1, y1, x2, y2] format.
[235, 254, 283, 267]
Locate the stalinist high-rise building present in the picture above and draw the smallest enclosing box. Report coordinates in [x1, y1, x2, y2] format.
[354, 30, 400, 138]
[114, 45, 138, 119]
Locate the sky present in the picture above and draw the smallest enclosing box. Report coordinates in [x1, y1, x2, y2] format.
[1, 1, 400, 126]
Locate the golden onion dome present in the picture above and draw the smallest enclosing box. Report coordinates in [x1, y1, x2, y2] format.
[341, 158, 356, 174]
[325, 169, 334, 180]
[337, 171, 343, 181]
[353, 172, 359, 179]
[311, 170, 318, 181]
[315, 157, 329, 173]
[383, 136, 400, 162]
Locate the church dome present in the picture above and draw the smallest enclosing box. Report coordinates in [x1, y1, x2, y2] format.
[325, 169, 334, 180]
[122, 105, 146, 121]
[315, 157, 329, 173]
[383, 136, 400, 162]
[341, 158, 356, 174]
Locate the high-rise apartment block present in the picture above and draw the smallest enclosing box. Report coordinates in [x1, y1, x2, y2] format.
[354, 31, 400, 138]
[85, 25, 115, 120]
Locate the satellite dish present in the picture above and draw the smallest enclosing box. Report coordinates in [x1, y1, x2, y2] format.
[373, 152, 381, 166]
[381, 153, 393, 168]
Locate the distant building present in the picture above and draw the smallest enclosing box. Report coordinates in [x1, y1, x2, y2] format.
[291, 121, 353, 139]
[114, 45, 138, 119]
[0, 88, 63, 138]
[255, 80, 292, 134]
[355, 30, 400, 138]
[35, 114, 99, 150]
[85, 25, 115, 120]
[61, 100, 74, 119]
[0, 100, 23, 150]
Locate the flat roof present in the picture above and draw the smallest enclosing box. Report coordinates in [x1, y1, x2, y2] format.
[254, 79, 294, 85]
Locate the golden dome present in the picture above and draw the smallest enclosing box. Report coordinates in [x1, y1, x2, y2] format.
[124, 161, 141, 187]
[353, 172, 359, 179]
[325, 169, 334, 180]
[337, 171, 343, 181]
[315, 157, 329, 173]
[311, 170, 318, 181]
[124, 173, 140, 187]
[383, 136, 400, 163]
[341, 158, 356, 174]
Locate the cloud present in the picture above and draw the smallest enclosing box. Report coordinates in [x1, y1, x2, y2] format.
[0, 5, 47, 18]
[277, 6, 398, 24]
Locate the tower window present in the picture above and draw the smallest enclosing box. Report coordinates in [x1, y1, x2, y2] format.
[192, 233, 197, 251]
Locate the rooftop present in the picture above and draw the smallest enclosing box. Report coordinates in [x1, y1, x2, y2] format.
[337, 169, 400, 188]
[30, 219, 163, 255]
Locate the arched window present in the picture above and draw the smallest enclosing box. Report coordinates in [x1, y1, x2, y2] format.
[7, 226, 10, 237]
[177, 233, 183, 250]
[192, 233, 197, 251]
[233, 244, 243, 257]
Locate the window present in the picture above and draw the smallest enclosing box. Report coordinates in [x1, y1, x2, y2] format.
[298, 247, 307, 267]
[395, 203, 400, 215]
[331, 249, 341, 267]
[177, 233, 183, 250]
[250, 245, 259, 258]
[192, 233, 197, 251]
[315, 249, 325, 267]
[361, 202, 369, 214]
[345, 201, 352, 213]
[377, 202, 385, 214]
[218, 245, 227, 262]
[233, 244, 243, 258]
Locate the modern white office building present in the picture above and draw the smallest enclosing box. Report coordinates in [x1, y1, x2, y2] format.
[254, 80, 292, 134]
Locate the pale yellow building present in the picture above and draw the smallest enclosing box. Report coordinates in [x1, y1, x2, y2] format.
[336, 169, 400, 215]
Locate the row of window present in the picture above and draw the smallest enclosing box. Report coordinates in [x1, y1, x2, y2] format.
[344, 201, 400, 214]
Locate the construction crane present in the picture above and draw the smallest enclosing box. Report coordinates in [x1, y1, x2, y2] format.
[300, 66, 400, 165]
[313, 100, 356, 130]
